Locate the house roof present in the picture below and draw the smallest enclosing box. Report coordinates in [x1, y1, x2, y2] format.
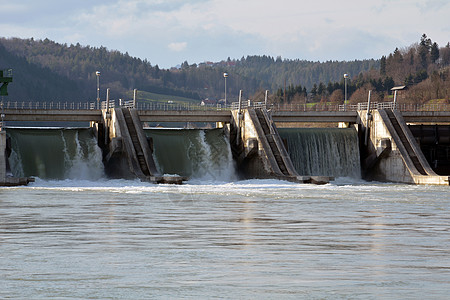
[391, 85, 407, 91]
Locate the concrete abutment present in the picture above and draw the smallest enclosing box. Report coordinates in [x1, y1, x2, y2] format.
[358, 109, 450, 185]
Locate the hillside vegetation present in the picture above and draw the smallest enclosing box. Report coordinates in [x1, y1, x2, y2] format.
[272, 34, 450, 106]
[1, 37, 376, 104]
[1, 34, 448, 106]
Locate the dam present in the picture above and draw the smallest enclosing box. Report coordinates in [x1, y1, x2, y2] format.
[1, 98, 450, 186]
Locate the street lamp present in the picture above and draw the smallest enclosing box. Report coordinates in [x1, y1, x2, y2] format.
[223, 72, 228, 107]
[96, 71, 101, 109]
[344, 73, 349, 106]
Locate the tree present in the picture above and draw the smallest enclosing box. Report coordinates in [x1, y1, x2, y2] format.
[393, 47, 403, 63]
[383, 76, 395, 92]
[181, 61, 189, 69]
[310, 84, 318, 99]
[419, 33, 431, 69]
[404, 74, 414, 86]
[317, 82, 326, 96]
[329, 89, 344, 104]
[441, 46, 450, 66]
[380, 55, 386, 76]
[430, 42, 440, 63]
[349, 84, 382, 104]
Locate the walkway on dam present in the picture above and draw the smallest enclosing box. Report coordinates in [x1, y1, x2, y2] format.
[3, 104, 450, 124]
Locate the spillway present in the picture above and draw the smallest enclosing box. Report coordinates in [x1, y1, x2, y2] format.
[145, 128, 237, 181]
[278, 128, 361, 178]
[7, 128, 104, 180]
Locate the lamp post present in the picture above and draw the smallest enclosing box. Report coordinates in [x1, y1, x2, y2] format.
[344, 73, 349, 106]
[96, 71, 101, 109]
[223, 72, 228, 107]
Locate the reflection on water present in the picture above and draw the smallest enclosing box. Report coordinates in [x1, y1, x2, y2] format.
[1, 179, 449, 299]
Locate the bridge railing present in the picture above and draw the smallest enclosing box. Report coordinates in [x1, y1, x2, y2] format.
[338, 102, 398, 111]
[2, 100, 450, 112]
[1, 101, 98, 110]
[133, 102, 230, 111]
[338, 102, 450, 112]
[230, 101, 267, 110]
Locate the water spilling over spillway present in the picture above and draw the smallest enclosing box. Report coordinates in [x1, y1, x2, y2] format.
[145, 128, 237, 181]
[7, 127, 237, 181]
[6, 126, 358, 181]
[7, 128, 104, 180]
[278, 128, 361, 178]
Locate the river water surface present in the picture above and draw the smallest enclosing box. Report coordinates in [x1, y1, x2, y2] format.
[1, 179, 449, 299]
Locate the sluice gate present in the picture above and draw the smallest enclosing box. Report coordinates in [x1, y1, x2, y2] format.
[409, 124, 450, 175]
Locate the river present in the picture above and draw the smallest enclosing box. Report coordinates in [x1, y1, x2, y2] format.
[1, 178, 449, 299]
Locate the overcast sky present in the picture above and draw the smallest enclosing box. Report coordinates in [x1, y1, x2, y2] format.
[2, 0, 449, 68]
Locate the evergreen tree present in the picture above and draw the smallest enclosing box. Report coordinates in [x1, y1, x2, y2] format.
[431, 42, 440, 63]
[393, 48, 403, 63]
[318, 82, 325, 96]
[310, 84, 317, 97]
[380, 55, 386, 76]
[419, 33, 431, 69]
[383, 77, 395, 92]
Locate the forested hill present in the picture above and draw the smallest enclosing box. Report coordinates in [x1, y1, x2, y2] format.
[0, 41, 81, 101]
[228, 55, 378, 92]
[1, 37, 377, 102]
[0, 37, 201, 102]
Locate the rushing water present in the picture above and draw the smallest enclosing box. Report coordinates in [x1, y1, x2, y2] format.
[2, 127, 450, 298]
[279, 128, 361, 178]
[1, 179, 449, 299]
[7, 128, 104, 180]
[146, 128, 236, 180]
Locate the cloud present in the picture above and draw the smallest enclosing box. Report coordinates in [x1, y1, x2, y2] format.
[1, 0, 449, 68]
[168, 42, 187, 52]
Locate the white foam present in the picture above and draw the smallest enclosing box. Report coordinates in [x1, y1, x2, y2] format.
[190, 130, 238, 182]
[61, 130, 105, 180]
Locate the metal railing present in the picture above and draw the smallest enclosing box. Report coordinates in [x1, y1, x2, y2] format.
[338, 102, 450, 112]
[132, 102, 230, 111]
[1, 101, 97, 110]
[1, 99, 450, 112]
[339, 102, 398, 111]
[230, 100, 267, 110]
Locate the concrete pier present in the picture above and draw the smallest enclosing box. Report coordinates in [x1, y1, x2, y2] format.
[0, 131, 6, 180]
[102, 108, 185, 184]
[228, 108, 333, 184]
[359, 109, 450, 185]
[0, 130, 34, 186]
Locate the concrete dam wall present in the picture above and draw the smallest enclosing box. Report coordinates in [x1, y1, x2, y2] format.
[4, 115, 357, 183]
[3, 106, 449, 185]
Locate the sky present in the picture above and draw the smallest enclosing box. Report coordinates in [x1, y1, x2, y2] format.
[1, 0, 449, 68]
